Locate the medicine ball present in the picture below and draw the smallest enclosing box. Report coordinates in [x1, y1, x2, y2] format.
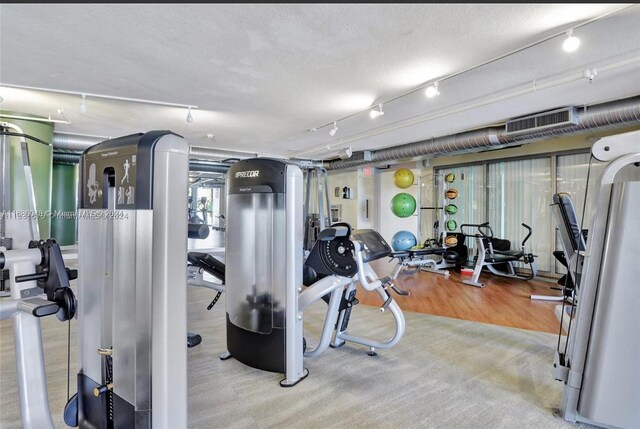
[444, 235, 458, 247]
[444, 173, 455, 183]
[446, 220, 457, 231]
[445, 188, 458, 200]
[445, 204, 458, 215]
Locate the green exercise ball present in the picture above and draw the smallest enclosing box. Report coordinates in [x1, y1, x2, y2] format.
[446, 219, 457, 231]
[445, 204, 458, 215]
[444, 173, 455, 183]
[390, 193, 416, 218]
[393, 168, 414, 189]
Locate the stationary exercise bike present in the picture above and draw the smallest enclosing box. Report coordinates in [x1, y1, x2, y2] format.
[461, 222, 537, 288]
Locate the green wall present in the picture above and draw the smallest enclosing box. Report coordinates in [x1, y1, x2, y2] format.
[51, 163, 78, 245]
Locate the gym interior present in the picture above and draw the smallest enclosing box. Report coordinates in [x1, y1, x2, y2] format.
[1, 4, 639, 429]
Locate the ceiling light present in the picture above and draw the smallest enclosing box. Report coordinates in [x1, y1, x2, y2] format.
[370, 104, 384, 119]
[562, 30, 580, 53]
[186, 107, 194, 123]
[425, 82, 440, 98]
[329, 121, 338, 137]
[79, 94, 87, 113]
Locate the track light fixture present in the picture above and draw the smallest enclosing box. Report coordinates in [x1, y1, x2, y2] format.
[186, 107, 194, 123]
[562, 30, 580, 53]
[370, 104, 384, 119]
[79, 94, 87, 113]
[329, 121, 338, 137]
[425, 82, 439, 98]
[337, 147, 353, 160]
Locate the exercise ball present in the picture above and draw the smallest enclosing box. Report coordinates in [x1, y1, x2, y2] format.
[444, 173, 456, 183]
[445, 188, 458, 200]
[390, 193, 416, 218]
[393, 168, 414, 189]
[446, 219, 457, 231]
[444, 235, 458, 247]
[445, 204, 458, 215]
[392, 230, 417, 251]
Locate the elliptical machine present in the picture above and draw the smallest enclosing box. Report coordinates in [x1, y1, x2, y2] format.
[461, 222, 537, 288]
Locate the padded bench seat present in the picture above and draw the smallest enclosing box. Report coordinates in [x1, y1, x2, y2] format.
[392, 247, 446, 259]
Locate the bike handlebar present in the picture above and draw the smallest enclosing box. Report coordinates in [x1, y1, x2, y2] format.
[521, 223, 533, 247]
[459, 222, 493, 238]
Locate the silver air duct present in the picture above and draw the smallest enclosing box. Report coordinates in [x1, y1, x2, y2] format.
[327, 96, 640, 170]
[52, 133, 104, 152]
[53, 151, 231, 174]
[53, 134, 257, 163]
[189, 146, 257, 162]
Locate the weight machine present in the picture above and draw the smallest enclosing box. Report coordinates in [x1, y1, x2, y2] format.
[552, 131, 640, 429]
[65, 131, 189, 428]
[221, 158, 406, 387]
[0, 123, 78, 429]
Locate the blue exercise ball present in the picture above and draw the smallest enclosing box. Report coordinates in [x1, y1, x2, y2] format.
[392, 230, 417, 251]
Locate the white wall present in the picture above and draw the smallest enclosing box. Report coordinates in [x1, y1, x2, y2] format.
[377, 168, 421, 246]
[358, 170, 375, 230]
[328, 171, 359, 227]
[327, 169, 377, 231]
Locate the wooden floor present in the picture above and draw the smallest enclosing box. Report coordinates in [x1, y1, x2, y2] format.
[357, 259, 564, 334]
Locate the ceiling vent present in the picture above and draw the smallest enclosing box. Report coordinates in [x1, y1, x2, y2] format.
[505, 107, 579, 135]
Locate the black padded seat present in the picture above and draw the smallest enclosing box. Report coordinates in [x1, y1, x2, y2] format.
[391, 247, 444, 259]
[408, 247, 445, 257]
[188, 252, 225, 283]
[493, 249, 524, 258]
[486, 252, 521, 263]
[351, 229, 392, 262]
[391, 251, 411, 258]
[554, 192, 587, 252]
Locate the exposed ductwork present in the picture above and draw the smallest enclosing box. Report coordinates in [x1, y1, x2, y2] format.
[52, 152, 83, 165]
[189, 146, 257, 162]
[326, 96, 640, 170]
[188, 161, 231, 174]
[52, 133, 257, 163]
[53, 133, 104, 152]
[53, 151, 231, 174]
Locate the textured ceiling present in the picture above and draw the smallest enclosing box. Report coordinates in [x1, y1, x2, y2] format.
[1, 4, 639, 159]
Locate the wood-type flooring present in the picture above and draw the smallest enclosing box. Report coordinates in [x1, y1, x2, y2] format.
[359, 260, 564, 334]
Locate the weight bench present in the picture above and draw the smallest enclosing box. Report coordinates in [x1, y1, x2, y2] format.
[185, 251, 226, 347]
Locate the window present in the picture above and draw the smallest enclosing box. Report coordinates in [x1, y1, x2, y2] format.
[487, 158, 552, 272]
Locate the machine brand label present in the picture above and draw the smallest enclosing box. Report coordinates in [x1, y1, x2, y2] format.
[100, 151, 119, 157]
[235, 170, 260, 178]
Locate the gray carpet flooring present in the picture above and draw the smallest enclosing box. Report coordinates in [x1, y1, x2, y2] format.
[1, 282, 587, 429]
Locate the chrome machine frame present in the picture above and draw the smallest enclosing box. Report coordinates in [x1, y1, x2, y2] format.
[70, 131, 189, 428]
[0, 124, 76, 429]
[553, 131, 640, 429]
